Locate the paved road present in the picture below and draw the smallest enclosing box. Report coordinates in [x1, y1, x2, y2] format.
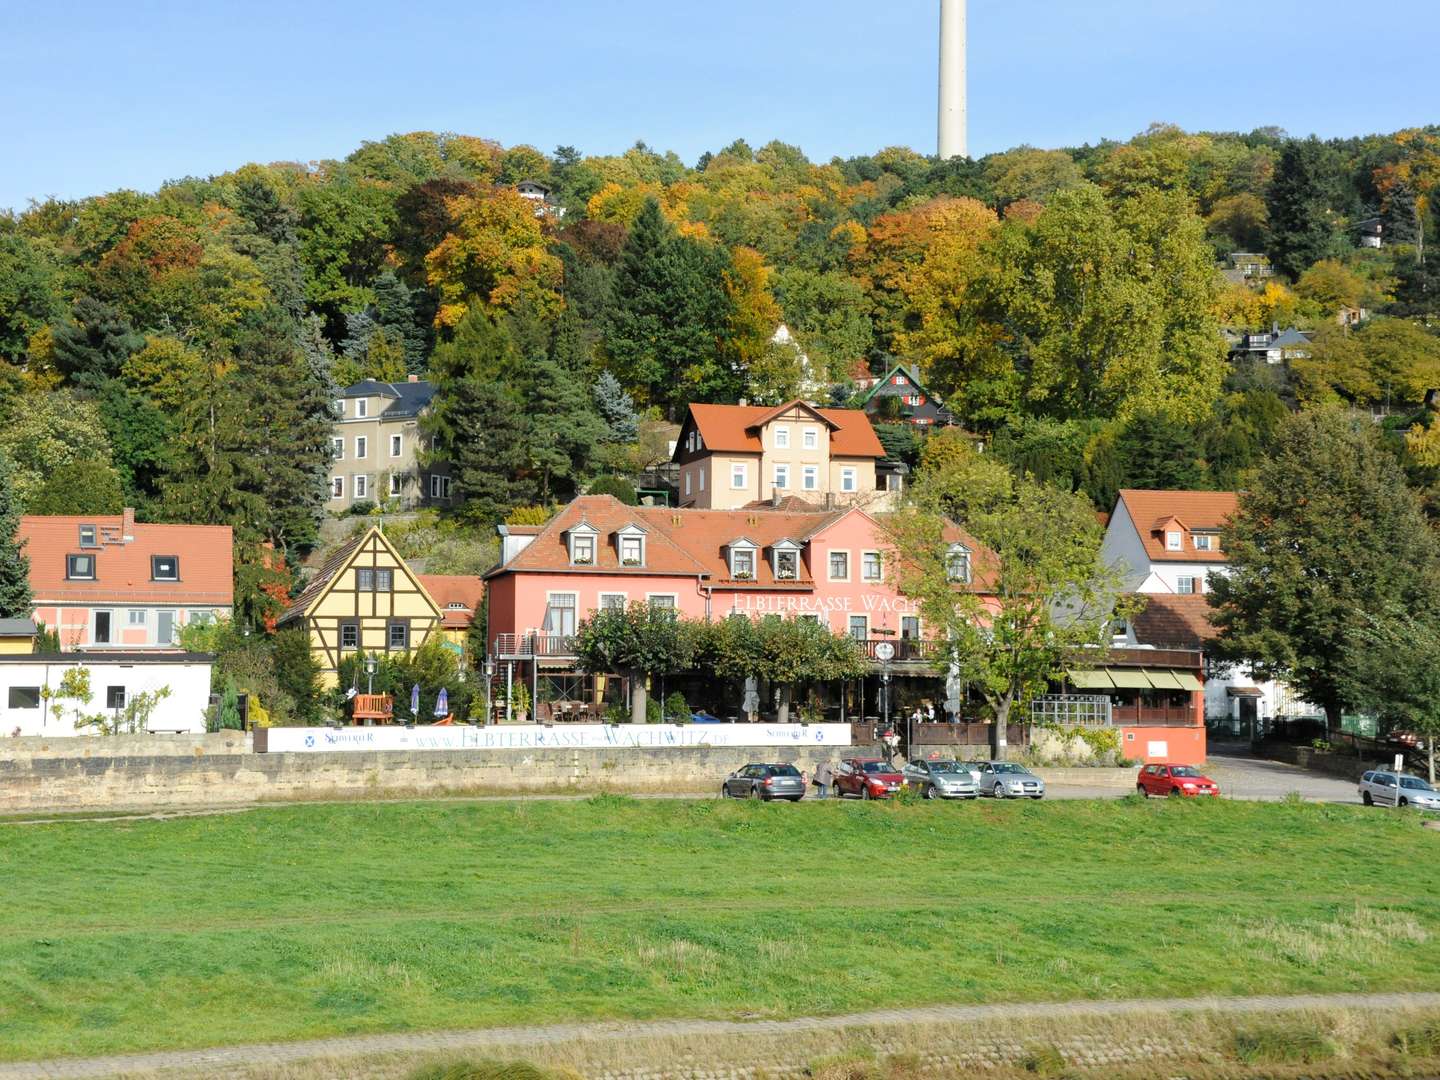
[3, 991, 1437, 1079]
[1204, 749, 1361, 804]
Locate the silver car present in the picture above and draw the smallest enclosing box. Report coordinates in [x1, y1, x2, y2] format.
[1359, 770, 1440, 810]
[902, 758, 979, 799]
[722, 763, 806, 802]
[976, 761, 1046, 799]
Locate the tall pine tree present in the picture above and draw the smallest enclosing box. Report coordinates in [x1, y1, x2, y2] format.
[1267, 138, 1342, 279]
[0, 448, 31, 619]
[50, 297, 144, 389]
[594, 370, 639, 443]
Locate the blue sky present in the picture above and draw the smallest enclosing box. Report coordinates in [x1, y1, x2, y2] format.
[4, 0, 1437, 211]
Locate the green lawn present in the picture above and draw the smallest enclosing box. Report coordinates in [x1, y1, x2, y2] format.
[1, 796, 1438, 1062]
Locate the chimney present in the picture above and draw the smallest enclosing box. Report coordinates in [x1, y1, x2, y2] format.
[408, 374, 419, 383]
[771, 488, 781, 508]
[122, 507, 135, 542]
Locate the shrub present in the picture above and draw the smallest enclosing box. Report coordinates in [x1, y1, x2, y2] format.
[603, 703, 629, 725]
[1018, 1045, 1066, 1075]
[505, 505, 557, 526]
[664, 691, 690, 723]
[1233, 1023, 1336, 1064]
[408, 1061, 578, 1080]
[587, 476, 637, 505]
[348, 499, 377, 516]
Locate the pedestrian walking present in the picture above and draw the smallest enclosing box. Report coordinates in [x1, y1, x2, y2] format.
[882, 725, 900, 766]
[814, 759, 834, 799]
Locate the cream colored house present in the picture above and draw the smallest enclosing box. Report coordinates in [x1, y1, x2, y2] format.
[330, 378, 453, 510]
[278, 527, 443, 687]
[672, 400, 887, 511]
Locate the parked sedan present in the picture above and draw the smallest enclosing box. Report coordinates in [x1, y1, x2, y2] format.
[722, 763, 806, 801]
[976, 761, 1046, 799]
[1137, 763, 1220, 798]
[1359, 770, 1440, 810]
[902, 759, 979, 800]
[834, 758, 904, 800]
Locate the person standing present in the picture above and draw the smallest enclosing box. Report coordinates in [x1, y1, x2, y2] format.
[814, 758, 834, 799]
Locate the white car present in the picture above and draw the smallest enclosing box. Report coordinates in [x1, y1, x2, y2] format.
[1359, 770, 1440, 810]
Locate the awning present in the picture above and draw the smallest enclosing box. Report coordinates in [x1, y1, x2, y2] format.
[1107, 669, 1154, 689]
[1171, 671, 1203, 692]
[1227, 686, 1263, 698]
[1146, 669, 1185, 690]
[1067, 669, 1115, 689]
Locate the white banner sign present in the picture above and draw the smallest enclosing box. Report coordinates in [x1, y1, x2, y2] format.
[262, 723, 854, 754]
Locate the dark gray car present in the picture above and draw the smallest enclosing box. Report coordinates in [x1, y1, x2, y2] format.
[723, 763, 806, 801]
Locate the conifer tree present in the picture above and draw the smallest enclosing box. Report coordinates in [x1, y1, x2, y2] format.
[527, 356, 606, 502]
[0, 449, 32, 619]
[594, 370, 639, 443]
[50, 297, 144, 389]
[1383, 182, 1422, 249]
[1267, 138, 1342, 279]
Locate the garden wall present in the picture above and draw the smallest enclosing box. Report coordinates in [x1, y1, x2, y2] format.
[1258, 741, 1388, 781]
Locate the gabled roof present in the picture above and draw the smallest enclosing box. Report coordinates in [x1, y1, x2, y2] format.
[340, 379, 437, 419]
[417, 575, 484, 630]
[1115, 490, 1238, 564]
[488, 495, 1000, 593]
[859, 363, 933, 406]
[679, 403, 884, 459]
[1270, 328, 1314, 349]
[280, 531, 369, 623]
[747, 399, 839, 432]
[17, 514, 233, 606]
[1131, 594, 1215, 651]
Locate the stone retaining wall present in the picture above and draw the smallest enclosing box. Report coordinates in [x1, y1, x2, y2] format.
[0, 731, 249, 762]
[0, 743, 880, 814]
[1258, 741, 1385, 780]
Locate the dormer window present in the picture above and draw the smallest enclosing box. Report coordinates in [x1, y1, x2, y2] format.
[945, 544, 972, 584]
[1193, 533, 1216, 552]
[79, 525, 98, 548]
[616, 524, 647, 567]
[728, 539, 758, 580]
[66, 554, 96, 581]
[770, 540, 802, 581]
[567, 521, 599, 566]
[1165, 531, 1182, 551]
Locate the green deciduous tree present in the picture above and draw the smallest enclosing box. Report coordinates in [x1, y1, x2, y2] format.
[573, 602, 699, 723]
[699, 615, 867, 722]
[0, 449, 32, 619]
[1346, 610, 1440, 782]
[0, 229, 63, 362]
[1209, 409, 1440, 735]
[892, 442, 1129, 758]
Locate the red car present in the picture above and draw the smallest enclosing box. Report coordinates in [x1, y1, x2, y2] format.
[1137, 763, 1220, 798]
[834, 757, 904, 800]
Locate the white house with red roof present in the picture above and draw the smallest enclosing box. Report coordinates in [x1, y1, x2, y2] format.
[671, 400, 889, 511]
[17, 509, 233, 652]
[1101, 489, 1315, 730]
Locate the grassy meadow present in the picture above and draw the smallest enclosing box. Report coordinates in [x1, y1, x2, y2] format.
[1, 795, 1438, 1062]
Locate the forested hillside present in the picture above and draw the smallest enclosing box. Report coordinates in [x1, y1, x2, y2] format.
[2, 124, 1439, 616]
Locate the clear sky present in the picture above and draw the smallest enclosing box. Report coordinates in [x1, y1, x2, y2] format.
[4, 0, 1437, 212]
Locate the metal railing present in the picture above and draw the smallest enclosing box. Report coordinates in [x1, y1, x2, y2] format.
[861, 638, 940, 663]
[492, 633, 577, 660]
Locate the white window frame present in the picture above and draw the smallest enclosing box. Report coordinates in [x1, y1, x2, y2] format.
[1177, 576, 1198, 595]
[684, 472, 692, 497]
[772, 544, 801, 581]
[861, 550, 882, 582]
[828, 550, 850, 582]
[699, 469, 705, 491]
[618, 529, 646, 567]
[598, 593, 627, 612]
[946, 544, 972, 584]
[429, 474, 451, 500]
[355, 398, 368, 418]
[543, 592, 579, 637]
[331, 476, 344, 499]
[331, 437, 344, 460]
[731, 462, 748, 490]
[803, 427, 818, 450]
[773, 463, 789, 490]
[127, 609, 147, 627]
[1193, 533, 1214, 552]
[802, 465, 819, 491]
[389, 473, 403, 497]
[353, 474, 368, 499]
[355, 436, 368, 459]
[389, 433, 402, 458]
[645, 593, 679, 610]
[1165, 531, 1182, 551]
[774, 426, 790, 449]
[729, 545, 757, 579]
[570, 533, 596, 566]
[847, 614, 868, 641]
[840, 467, 857, 493]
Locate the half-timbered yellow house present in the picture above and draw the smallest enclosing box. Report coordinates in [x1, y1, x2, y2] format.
[279, 527, 443, 687]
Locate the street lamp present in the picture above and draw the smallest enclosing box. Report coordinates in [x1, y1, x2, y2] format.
[363, 656, 377, 696]
[875, 641, 895, 755]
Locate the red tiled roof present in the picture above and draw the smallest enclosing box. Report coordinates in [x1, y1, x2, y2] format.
[418, 575, 484, 629]
[18, 513, 233, 606]
[488, 495, 998, 593]
[740, 495, 829, 513]
[1117, 489, 1238, 563]
[685, 402, 885, 458]
[1131, 594, 1216, 650]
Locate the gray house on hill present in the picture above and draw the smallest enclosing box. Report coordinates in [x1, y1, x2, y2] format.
[329, 377, 453, 511]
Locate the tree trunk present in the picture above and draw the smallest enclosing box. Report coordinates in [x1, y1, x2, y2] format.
[1324, 702, 1343, 739]
[630, 673, 648, 724]
[777, 684, 791, 724]
[1429, 740, 1435, 786]
[992, 698, 1010, 761]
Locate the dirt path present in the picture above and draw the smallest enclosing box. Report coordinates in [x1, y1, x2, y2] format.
[3, 991, 1439, 1079]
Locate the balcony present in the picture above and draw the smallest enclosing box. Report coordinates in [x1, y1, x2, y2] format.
[860, 638, 939, 664]
[492, 633, 578, 661]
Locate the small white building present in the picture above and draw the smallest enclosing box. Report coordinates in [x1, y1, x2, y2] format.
[1101, 489, 1316, 730]
[0, 652, 214, 737]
